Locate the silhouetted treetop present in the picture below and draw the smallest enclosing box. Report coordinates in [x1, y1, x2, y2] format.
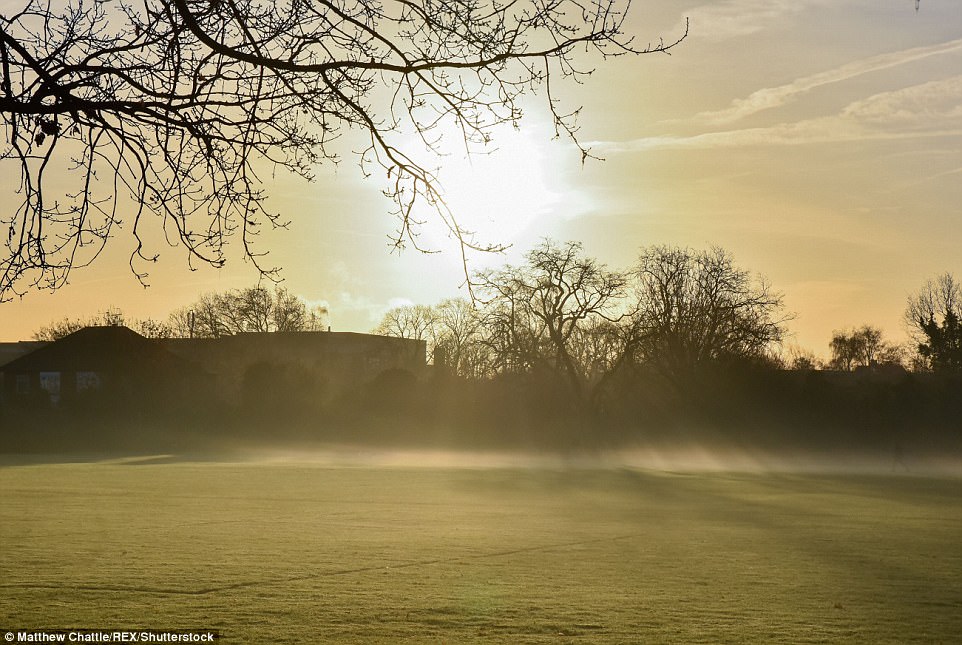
[0, 0, 685, 301]
[906, 273, 962, 372]
[828, 325, 904, 371]
[33, 308, 171, 340]
[169, 285, 327, 337]
[628, 246, 788, 382]
[474, 239, 627, 406]
[31, 285, 325, 339]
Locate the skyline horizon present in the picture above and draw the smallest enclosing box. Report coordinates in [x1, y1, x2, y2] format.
[0, 245, 946, 365]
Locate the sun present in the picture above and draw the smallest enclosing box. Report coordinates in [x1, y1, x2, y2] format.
[425, 125, 560, 249]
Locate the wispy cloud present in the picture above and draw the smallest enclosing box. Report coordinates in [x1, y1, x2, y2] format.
[605, 76, 962, 151]
[387, 297, 415, 309]
[679, 0, 834, 41]
[691, 39, 962, 125]
[885, 165, 962, 193]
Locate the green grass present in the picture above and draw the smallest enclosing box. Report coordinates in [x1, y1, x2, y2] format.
[1, 458, 960, 643]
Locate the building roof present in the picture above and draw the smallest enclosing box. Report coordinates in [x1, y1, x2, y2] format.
[162, 330, 425, 352]
[0, 326, 199, 376]
[0, 341, 48, 368]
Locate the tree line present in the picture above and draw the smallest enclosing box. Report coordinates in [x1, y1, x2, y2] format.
[33, 241, 960, 385]
[15, 240, 962, 453]
[33, 285, 328, 341]
[375, 240, 961, 381]
[787, 273, 961, 374]
[374, 241, 790, 412]
[361, 242, 959, 450]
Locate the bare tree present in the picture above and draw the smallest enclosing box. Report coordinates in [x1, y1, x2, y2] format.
[905, 273, 962, 372]
[32, 306, 172, 339]
[134, 317, 173, 339]
[568, 317, 629, 382]
[828, 325, 895, 371]
[372, 298, 491, 377]
[168, 285, 323, 337]
[784, 343, 822, 371]
[430, 297, 487, 376]
[169, 292, 224, 338]
[475, 239, 627, 405]
[373, 303, 436, 341]
[32, 315, 89, 341]
[0, 0, 685, 300]
[629, 246, 788, 383]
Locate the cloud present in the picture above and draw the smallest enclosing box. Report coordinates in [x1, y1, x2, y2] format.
[841, 75, 962, 127]
[691, 39, 962, 125]
[605, 76, 962, 151]
[679, 0, 833, 41]
[387, 297, 415, 309]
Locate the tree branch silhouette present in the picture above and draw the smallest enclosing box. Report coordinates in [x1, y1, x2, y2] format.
[0, 0, 686, 300]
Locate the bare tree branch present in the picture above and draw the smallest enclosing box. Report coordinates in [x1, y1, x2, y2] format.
[0, 0, 686, 300]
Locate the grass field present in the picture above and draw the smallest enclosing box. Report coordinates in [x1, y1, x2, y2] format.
[1, 455, 960, 643]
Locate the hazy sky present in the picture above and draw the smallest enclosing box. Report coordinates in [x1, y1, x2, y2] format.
[2, 0, 960, 357]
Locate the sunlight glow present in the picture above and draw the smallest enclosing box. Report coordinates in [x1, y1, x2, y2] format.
[428, 126, 560, 249]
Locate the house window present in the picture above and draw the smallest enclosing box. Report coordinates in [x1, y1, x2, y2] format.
[39, 371, 62, 405]
[15, 374, 29, 395]
[76, 371, 102, 392]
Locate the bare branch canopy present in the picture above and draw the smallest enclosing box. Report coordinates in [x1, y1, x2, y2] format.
[0, 0, 685, 300]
